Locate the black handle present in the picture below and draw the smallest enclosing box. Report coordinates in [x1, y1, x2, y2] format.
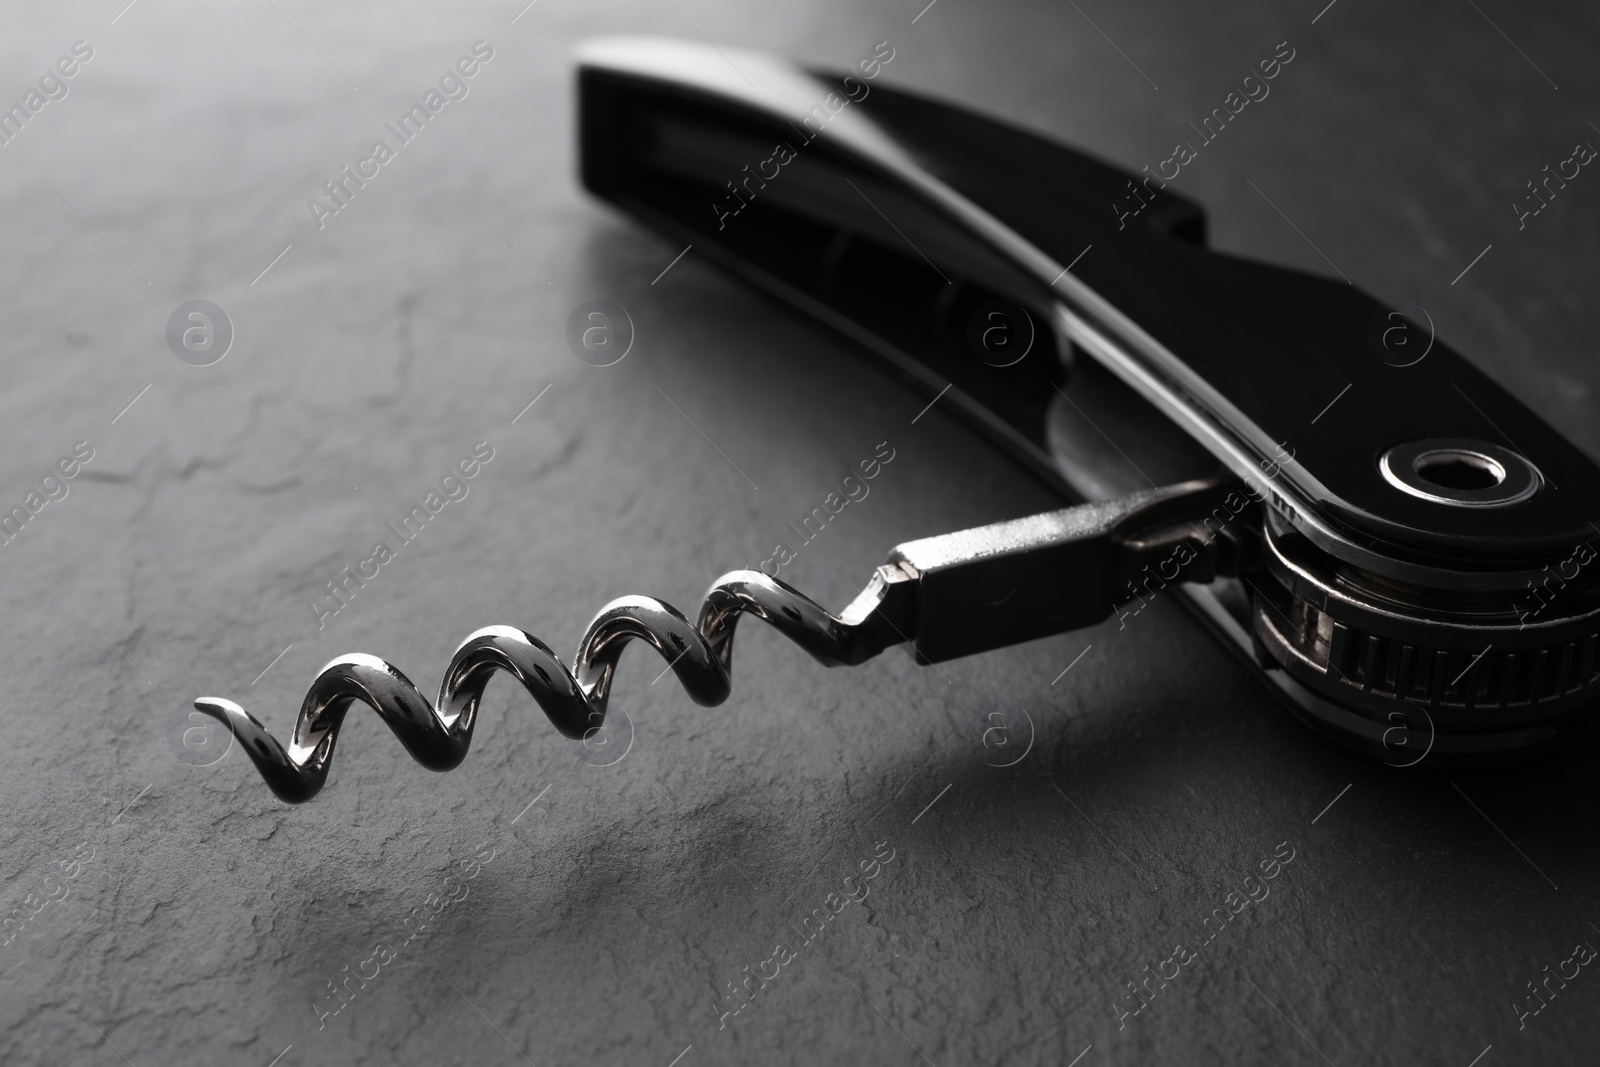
[576, 39, 1207, 498]
[577, 38, 1600, 576]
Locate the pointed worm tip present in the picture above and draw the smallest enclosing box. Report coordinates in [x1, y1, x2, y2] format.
[193, 697, 246, 720]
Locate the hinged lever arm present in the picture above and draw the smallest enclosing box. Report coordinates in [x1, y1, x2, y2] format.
[836, 478, 1257, 665]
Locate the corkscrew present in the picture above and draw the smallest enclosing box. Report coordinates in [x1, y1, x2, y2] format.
[199, 39, 1600, 798]
[198, 479, 1245, 802]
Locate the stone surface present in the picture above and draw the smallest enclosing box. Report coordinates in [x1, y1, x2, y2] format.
[1, 1, 1597, 1064]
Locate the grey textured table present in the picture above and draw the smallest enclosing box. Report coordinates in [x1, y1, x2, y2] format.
[2, 1, 1598, 1064]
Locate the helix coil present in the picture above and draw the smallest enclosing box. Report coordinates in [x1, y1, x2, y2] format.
[196, 570, 889, 803]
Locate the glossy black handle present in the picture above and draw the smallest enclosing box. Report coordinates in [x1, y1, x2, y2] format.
[577, 39, 1212, 496]
[576, 38, 1600, 575]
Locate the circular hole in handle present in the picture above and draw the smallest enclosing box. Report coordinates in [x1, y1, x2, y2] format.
[1413, 449, 1506, 492]
[1379, 438, 1541, 508]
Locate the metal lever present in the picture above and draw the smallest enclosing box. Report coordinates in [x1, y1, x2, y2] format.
[842, 478, 1252, 664]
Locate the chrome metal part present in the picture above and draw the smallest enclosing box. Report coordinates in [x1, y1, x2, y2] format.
[887, 478, 1253, 662]
[1378, 438, 1543, 509]
[1251, 514, 1600, 760]
[197, 569, 912, 804]
[197, 480, 1251, 802]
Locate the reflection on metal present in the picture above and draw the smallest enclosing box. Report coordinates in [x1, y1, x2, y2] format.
[1378, 438, 1542, 508]
[196, 569, 909, 804]
[198, 480, 1250, 802]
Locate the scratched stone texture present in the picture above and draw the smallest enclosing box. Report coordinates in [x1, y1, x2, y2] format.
[1, 1, 1598, 1065]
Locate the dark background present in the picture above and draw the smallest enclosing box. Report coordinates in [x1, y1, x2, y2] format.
[2, 1, 1597, 1064]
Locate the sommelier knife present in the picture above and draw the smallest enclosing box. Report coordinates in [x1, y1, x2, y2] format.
[573, 36, 1600, 765]
[196, 37, 1600, 803]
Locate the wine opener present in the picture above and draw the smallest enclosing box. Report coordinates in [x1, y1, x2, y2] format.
[197, 38, 1600, 801]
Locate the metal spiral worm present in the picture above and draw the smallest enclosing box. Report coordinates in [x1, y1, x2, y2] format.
[195, 569, 902, 803]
